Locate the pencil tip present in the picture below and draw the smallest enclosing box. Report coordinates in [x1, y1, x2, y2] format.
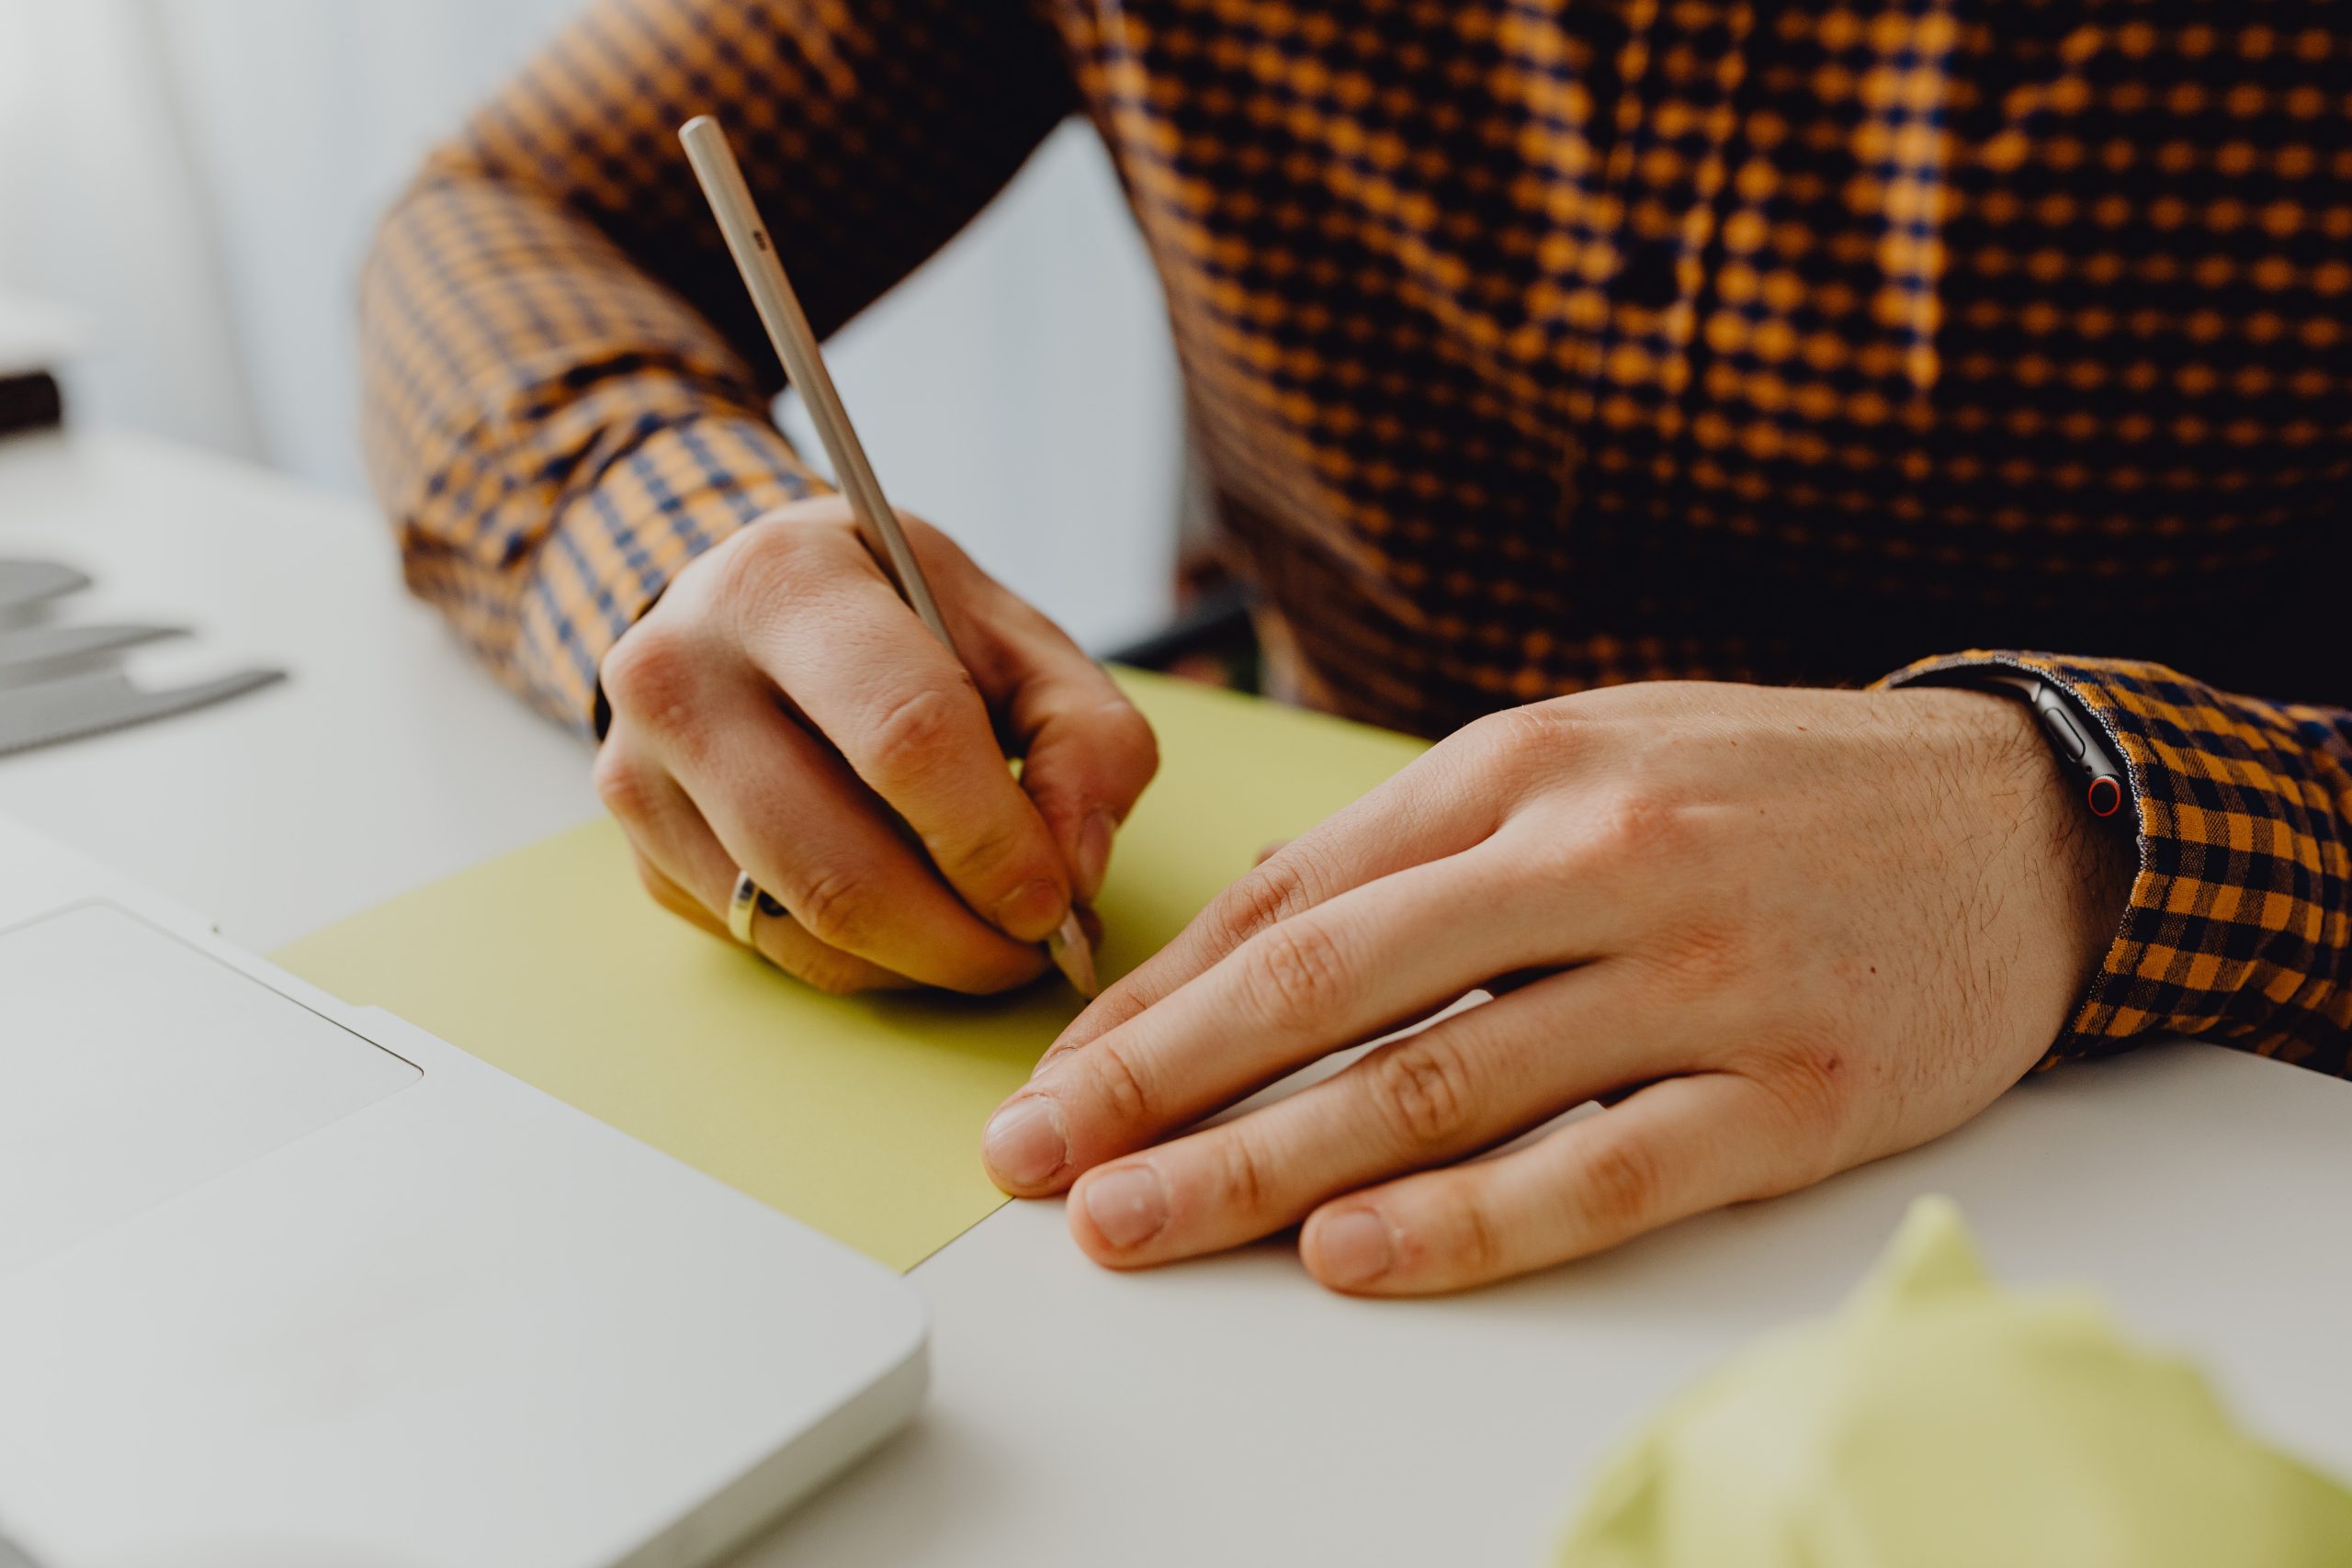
[1046, 912, 1099, 998]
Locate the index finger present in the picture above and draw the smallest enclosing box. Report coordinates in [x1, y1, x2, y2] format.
[744, 547, 1078, 945]
[984, 841, 1583, 1195]
[1038, 730, 1510, 1067]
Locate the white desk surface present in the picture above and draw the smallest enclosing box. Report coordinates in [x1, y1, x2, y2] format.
[4, 428, 2349, 1566]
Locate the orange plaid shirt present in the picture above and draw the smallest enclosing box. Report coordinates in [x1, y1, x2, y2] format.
[361, 0, 2352, 1077]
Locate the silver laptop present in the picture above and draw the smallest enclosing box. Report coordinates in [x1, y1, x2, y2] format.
[0, 811, 926, 1567]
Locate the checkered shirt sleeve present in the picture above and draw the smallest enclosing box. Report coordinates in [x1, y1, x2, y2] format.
[357, 0, 1073, 729]
[1893, 652, 2352, 1078]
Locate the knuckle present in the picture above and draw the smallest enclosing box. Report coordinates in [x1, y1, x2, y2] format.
[599, 623, 696, 726]
[706, 515, 818, 607]
[1429, 1188, 1504, 1280]
[1368, 1035, 1479, 1151]
[1578, 1131, 1667, 1233]
[1640, 915, 1753, 997]
[1223, 851, 1317, 940]
[1241, 917, 1351, 1030]
[1592, 787, 1694, 864]
[1213, 855, 1318, 951]
[1213, 1130, 1274, 1218]
[788, 863, 884, 952]
[935, 816, 1029, 888]
[592, 747, 658, 822]
[1464, 701, 1578, 779]
[1483, 700, 1577, 754]
[862, 681, 977, 787]
[1086, 1035, 1157, 1125]
[1538, 787, 1702, 890]
[1747, 1037, 1856, 1154]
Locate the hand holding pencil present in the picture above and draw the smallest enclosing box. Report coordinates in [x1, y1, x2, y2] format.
[587, 118, 1156, 997]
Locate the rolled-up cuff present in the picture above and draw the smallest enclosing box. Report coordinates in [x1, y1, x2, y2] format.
[513, 412, 828, 738]
[1883, 650, 2351, 1077]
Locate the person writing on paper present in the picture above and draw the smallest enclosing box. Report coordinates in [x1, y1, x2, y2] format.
[361, 2, 2352, 1295]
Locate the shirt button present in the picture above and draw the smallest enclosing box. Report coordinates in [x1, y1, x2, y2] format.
[1614, 238, 1681, 310]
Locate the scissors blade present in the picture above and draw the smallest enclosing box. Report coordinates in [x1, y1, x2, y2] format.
[0, 666, 286, 758]
[0, 558, 91, 614]
[0, 621, 186, 680]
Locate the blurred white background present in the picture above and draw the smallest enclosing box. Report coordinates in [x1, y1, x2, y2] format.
[0, 0, 1184, 652]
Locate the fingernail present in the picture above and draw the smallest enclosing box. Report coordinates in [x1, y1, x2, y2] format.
[991, 877, 1064, 942]
[1315, 1208, 1395, 1288]
[982, 1095, 1068, 1189]
[1076, 808, 1115, 900]
[1082, 1165, 1169, 1250]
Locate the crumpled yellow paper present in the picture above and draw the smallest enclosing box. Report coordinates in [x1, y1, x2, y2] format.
[1558, 1197, 2352, 1568]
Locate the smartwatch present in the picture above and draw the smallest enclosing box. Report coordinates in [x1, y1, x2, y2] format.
[1933, 670, 2129, 825]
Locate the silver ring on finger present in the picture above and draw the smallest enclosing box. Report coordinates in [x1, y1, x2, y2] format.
[727, 870, 766, 947]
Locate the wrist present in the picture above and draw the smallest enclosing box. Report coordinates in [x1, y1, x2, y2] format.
[1904, 685, 2136, 998]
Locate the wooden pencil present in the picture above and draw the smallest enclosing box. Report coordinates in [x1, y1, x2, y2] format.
[678, 114, 1099, 998]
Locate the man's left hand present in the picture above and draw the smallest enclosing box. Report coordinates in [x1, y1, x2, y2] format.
[981, 681, 2135, 1294]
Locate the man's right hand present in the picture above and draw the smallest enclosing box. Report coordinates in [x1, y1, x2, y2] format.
[593, 495, 1159, 994]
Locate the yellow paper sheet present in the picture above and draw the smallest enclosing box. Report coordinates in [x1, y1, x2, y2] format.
[273, 671, 1427, 1271]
